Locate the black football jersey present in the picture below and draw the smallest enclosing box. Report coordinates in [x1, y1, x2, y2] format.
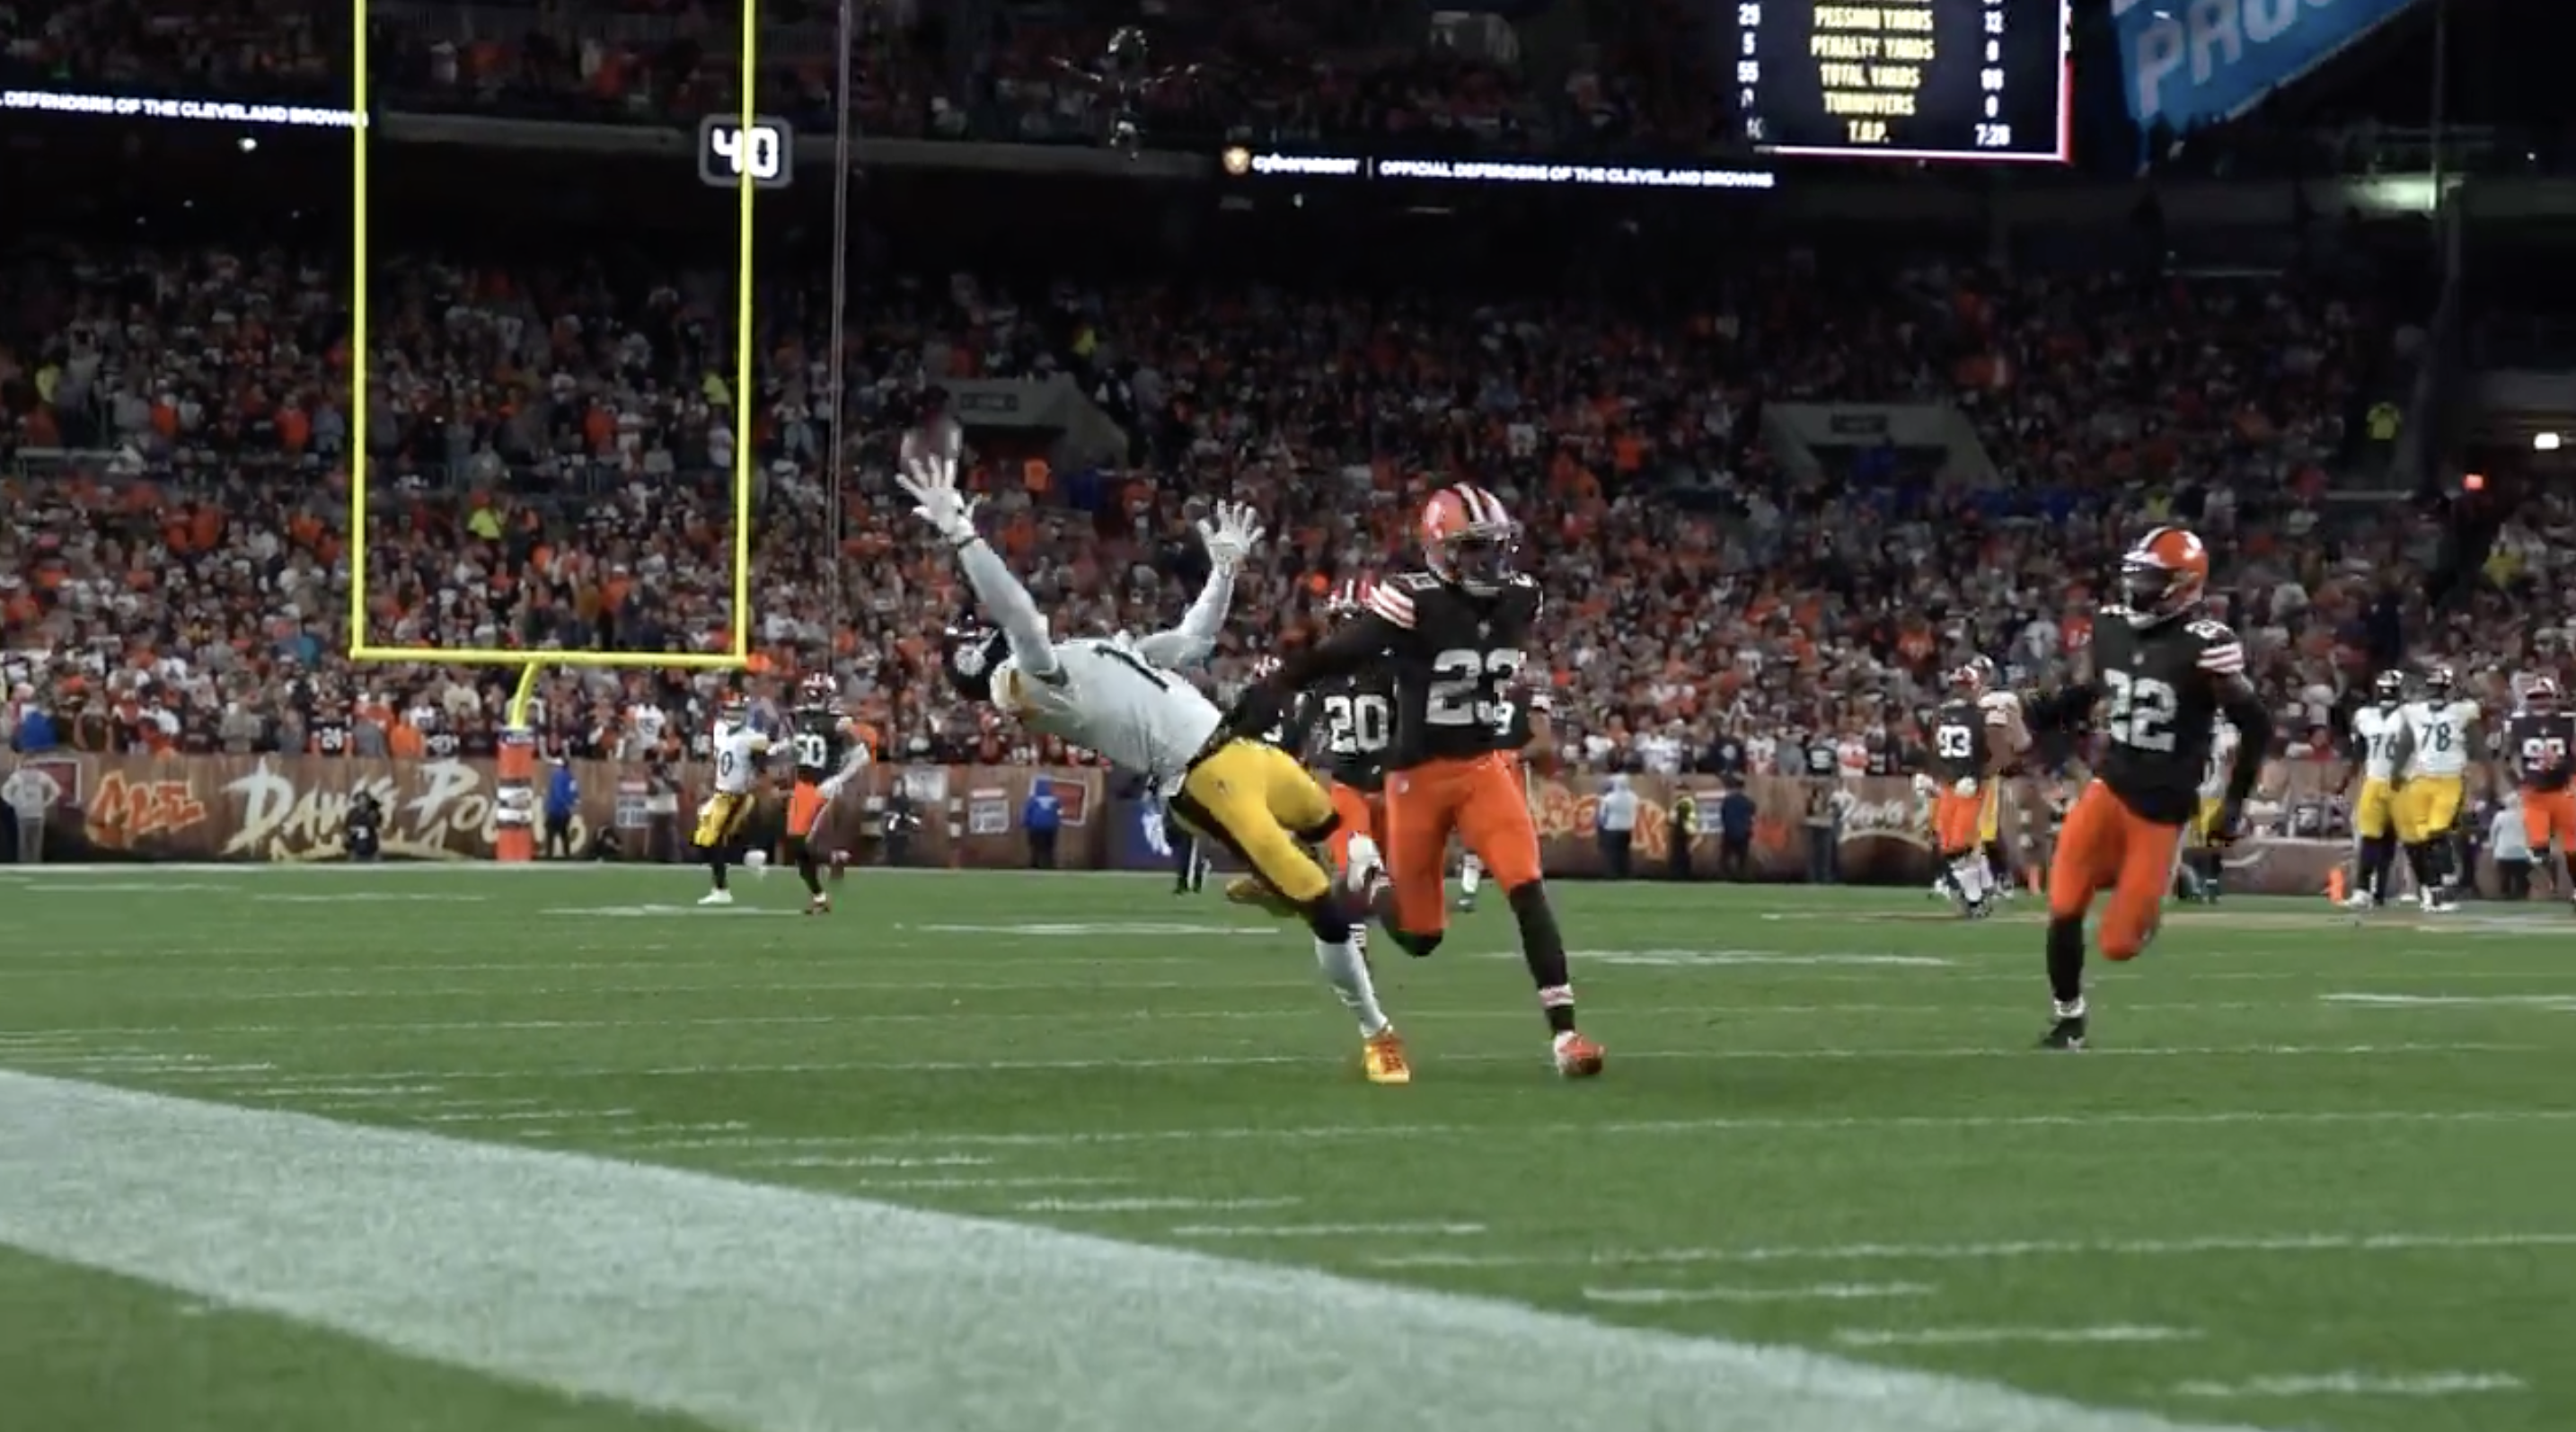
[2509, 711, 2576, 791]
[1927, 699, 1991, 782]
[311, 721, 350, 756]
[790, 705, 849, 782]
[422, 729, 462, 760]
[1284, 671, 1398, 792]
[1500, 686, 1551, 752]
[2088, 606, 2243, 825]
[1361, 571, 1544, 770]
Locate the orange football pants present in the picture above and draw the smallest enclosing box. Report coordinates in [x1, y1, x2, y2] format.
[1931, 785, 1983, 857]
[1325, 782, 1384, 875]
[2046, 779, 2184, 961]
[2524, 789, 2576, 851]
[1383, 754, 1541, 937]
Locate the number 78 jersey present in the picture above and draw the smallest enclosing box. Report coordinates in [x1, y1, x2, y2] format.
[2089, 607, 2245, 826]
[1357, 571, 1542, 770]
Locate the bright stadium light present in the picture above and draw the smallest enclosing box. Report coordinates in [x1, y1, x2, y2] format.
[2536, 432, 2563, 452]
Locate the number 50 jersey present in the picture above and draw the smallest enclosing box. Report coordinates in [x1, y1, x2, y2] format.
[2089, 608, 2246, 826]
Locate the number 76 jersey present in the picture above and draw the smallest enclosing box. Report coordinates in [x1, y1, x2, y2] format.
[2090, 607, 2245, 826]
[1359, 571, 1542, 770]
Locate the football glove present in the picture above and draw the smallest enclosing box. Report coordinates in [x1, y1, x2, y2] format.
[896, 451, 981, 548]
[1911, 773, 1936, 798]
[1197, 500, 1265, 571]
[1952, 777, 1979, 798]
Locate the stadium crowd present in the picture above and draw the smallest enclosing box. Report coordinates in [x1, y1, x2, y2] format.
[5, 216, 2547, 783]
[1, 0, 1718, 155]
[3, 1, 2555, 787]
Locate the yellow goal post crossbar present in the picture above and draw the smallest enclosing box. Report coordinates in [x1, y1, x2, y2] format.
[341, 0, 765, 724]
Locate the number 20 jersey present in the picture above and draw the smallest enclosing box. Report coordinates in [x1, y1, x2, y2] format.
[2090, 607, 2243, 826]
[1358, 570, 1543, 771]
[1284, 672, 1397, 792]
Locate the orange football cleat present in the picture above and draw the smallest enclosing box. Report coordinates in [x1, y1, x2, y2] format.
[1552, 1031, 1606, 1079]
[1362, 1028, 1413, 1085]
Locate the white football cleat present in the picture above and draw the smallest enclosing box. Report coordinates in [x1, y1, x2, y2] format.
[697, 888, 735, 906]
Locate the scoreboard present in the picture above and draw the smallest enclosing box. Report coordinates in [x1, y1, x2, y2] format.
[1734, 0, 2069, 164]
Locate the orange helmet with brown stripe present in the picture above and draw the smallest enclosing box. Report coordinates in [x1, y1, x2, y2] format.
[2120, 526, 2211, 625]
[1418, 483, 1518, 596]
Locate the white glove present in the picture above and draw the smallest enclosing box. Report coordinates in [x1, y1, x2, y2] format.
[895, 451, 980, 547]
[1953, 777, 1980, 798]
[1196, 500, 1265, 571]
[1911, 773, 1936, 798]
[817, 777, 846, 803]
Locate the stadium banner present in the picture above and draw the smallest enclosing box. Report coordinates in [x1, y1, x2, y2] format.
[0, 755, 2409, 895]
[2112, 0, 2421, 137]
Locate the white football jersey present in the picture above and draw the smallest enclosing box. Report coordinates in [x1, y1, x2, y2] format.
[2402, 698, 2478, 778]
[709, 721, 770, 795]
[993, 636, 1220, 793]
[2201, 719, 2238, 800]
[2351, 705, 2404, 781]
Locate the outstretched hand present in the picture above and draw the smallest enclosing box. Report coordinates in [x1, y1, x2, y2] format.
[896, 453, 980, 547]
[1197, 500, 1265, 571]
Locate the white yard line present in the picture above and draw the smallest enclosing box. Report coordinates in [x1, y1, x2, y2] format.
[2325, 993, 2576, 1012]
[0, 1003, 2294, 1039]
[2174, 1372, 2526, 1398]
[1585, 1284, 1936, 1306]
[410, 1109, 636, 1125]
[93, 1042, 2536, 1084]
[1171, 1222, 1490, 1240]
[1372, 1231, 2576, 1270]
[0, 1072, 2263, 1432]
[612, 1108, 2576, 1153]
[1019, 1197, 1302, 1214]
[1836, 1327, 2199, 1348]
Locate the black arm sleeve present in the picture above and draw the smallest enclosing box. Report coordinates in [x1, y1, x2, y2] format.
[2025, 681, 2099, 734]
[2221, 687, 2273, 808]
[1273, 612, 1399, 692]
[1275, 691, 1321, 753]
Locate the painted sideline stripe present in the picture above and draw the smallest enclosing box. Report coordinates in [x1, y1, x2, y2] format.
[0, 1074, 2263, 1432]
[2174, 1372, 2525, 1398]
[1019, 1197, 1301, 1214]
[1586, 1284, 1935, 1306]
[1837, 1327, 2198, 1348]
[80, 1043, 2535, 1085]
[1373, 1231, 2576, 1270]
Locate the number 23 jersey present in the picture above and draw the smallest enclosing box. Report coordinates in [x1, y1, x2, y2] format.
[2089, 607, 2245, 826]
[1356, 571, 1542, 770]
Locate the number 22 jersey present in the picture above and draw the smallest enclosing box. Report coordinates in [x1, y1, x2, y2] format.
[2089, 608, 2245, 826]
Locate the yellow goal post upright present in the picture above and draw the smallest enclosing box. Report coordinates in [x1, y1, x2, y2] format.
[341, 0, 763, 861]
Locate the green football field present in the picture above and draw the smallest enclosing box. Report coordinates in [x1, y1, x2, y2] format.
[3, 863, 2572, 1432]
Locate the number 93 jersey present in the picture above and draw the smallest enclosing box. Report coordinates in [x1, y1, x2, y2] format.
[2090, 608, 2244, 826]
[1362, 571, 1543, 770]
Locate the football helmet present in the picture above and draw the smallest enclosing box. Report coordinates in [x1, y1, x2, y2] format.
[2527, 676, 2560, 716]
[942, 621, 1009, 703]
[798, 671, 839, 707]
[2372, 669, 2407, 706]
[715, 691, 750, 726]
[1419, 483, 1517, 596]
[2422, 663, 2457, 699]
[1949, 655, 1997, 695]
[2120, 526, 2210, 624]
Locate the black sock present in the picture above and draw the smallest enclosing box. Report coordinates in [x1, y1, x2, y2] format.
[1505, 882, 1578, 1036]
[708, 852, 729, 891]
[2363, 835, 2396, 900]
[2046, 915, 2086, 1009]
[795, 845, 823, 897]
[1983, 840, 2011, 884]
[2196, 850, 2223, 898]
[2404, 842, 2438, 893]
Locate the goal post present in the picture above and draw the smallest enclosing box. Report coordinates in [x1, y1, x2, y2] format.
[342, 0, 767, 861]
